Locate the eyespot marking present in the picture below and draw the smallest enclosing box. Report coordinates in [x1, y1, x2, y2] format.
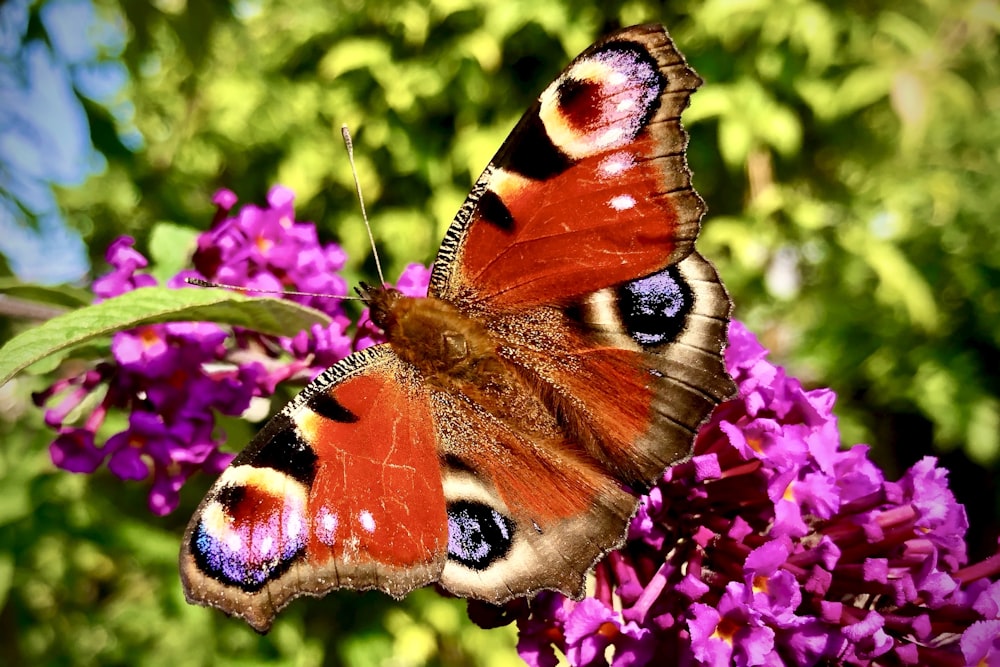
[446, 501, 515, 571]
[617, 264, 692, 347]
[538, 42, 664, 160]
[190, 466, 309, 591]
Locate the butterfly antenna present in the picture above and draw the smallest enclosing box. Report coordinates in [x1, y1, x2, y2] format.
[185, 277, 364, 301]
[341, 125, 386, 287]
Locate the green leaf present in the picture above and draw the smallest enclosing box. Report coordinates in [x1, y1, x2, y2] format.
[0, 278, 92, 308]
[719, 116, 753, 169]
[968, 398, 1000, 464]
[0, 287, 332, 385]
[12, 341, 112, 378]
[843, 228, 939, 332]
[317, 37, 393, 80]
[836, 66, 893, 116]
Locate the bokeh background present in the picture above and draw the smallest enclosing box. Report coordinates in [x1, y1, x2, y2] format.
[1, 0, 998, 664]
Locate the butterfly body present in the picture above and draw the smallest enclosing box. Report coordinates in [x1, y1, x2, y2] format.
[181, 23, 733, 632]
[366, 286, 509, 393]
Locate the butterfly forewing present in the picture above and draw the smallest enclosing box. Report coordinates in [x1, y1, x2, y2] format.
[430, 23, 705, 311]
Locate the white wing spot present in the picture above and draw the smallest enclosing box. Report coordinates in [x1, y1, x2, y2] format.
[315, 506, 339, 545]
[616, 98, 635, 112]
[600, 152, 635, 177]
[287, 512, 302, 539]
[597, 126, 625, 148]
[260, 535, 274, 557]
[359, 510, 376, 533]
[609, 194, 636, 211]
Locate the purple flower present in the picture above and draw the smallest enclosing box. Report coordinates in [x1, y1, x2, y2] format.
[557, 598, 656, 667]
[92, 236, 158, 299]
[395, 262, 432, 297]
[193, 185, 349, 320]
[112, 327, 173, 375]
[284, 322, 353, 380]
[689, 587, 778, 667]
[36, 186, 367, 513]
[49, 428, 104, 474]
[962, 619, 1000, 665]
[149, 463, 191, 516]
[491, 322, 1000, 666]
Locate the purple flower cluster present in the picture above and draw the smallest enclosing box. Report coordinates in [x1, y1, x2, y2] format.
[498, 322, 1000, 666]
[36, 185, 429, 514]
[192, 187, 349, 322]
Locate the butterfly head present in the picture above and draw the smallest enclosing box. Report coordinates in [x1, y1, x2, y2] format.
[357, 282, 404, 332]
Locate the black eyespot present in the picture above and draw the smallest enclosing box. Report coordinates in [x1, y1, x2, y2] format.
[617, 265, 692, 347]
[190, 512, 301, 593]
[446, 501, 515, 570]
[191, 479, 306, 592]
[556, 76, 600, 112]
[215, 485, 246, 512]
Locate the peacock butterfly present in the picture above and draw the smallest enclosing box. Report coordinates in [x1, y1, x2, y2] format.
[180, 23, 734, 632]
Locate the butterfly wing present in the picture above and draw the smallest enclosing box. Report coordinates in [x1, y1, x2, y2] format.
[432, 23, 706, 311]
[180, 346, 448, 632]
[425, 24, 734, 597]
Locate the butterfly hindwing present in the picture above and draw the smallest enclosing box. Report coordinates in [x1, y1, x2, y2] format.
[540, 251, 733, 487]
[428, 377, 637, 601]
[421, 253, 731, 601]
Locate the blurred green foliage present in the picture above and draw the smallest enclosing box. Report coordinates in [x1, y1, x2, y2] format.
[2, 0, 999, 664]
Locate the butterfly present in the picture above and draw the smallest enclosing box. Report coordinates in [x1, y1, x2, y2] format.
[180, 23, 734, 632]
